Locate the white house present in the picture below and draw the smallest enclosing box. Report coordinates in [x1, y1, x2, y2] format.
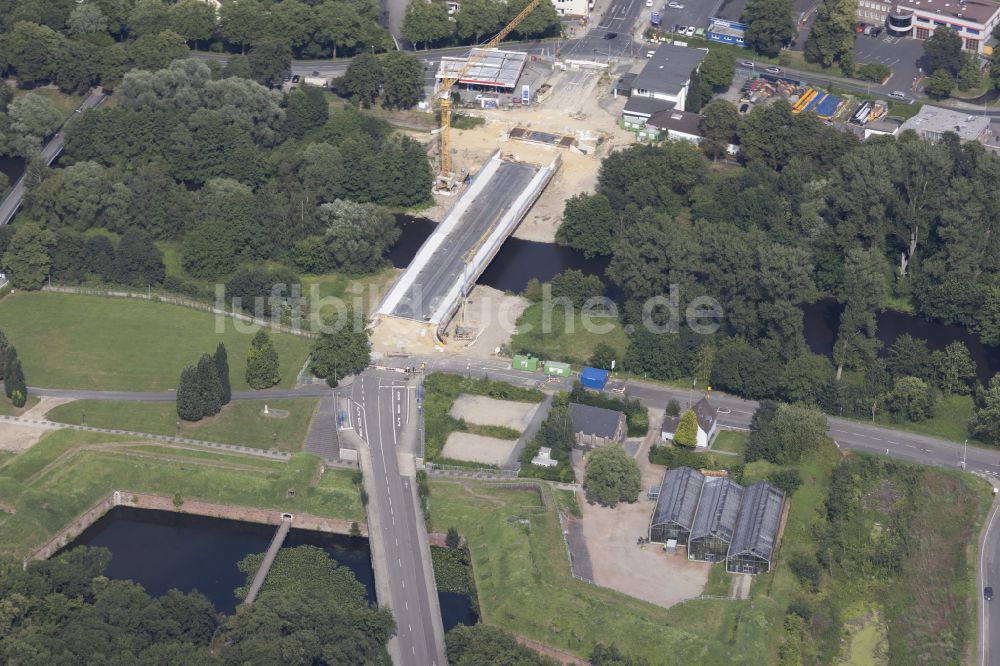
[661, 396, 720, 448]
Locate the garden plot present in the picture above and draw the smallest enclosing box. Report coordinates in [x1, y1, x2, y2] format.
[441, 432, 518, 466]
[449, 394, 539, 430]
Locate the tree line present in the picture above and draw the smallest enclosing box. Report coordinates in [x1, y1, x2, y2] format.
[556, 102, 1000, 443]
[403, 0, 559, 50]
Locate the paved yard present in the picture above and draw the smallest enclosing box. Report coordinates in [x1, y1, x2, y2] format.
[449, 394, 539, 431]
[853, 33, 925, 92]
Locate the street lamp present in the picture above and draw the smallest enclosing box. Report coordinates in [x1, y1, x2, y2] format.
[963, 439, 968, 470]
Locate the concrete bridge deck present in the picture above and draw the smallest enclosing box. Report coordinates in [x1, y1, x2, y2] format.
[375, 152, 559, 328]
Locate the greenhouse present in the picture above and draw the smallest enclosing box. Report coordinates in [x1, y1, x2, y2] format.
[688, 476, 743, 563]
[726, 481, 785, 575]
[648, 466, 704, 545]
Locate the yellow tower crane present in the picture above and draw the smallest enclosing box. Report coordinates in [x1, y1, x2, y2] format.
[437, 0, 543, 188]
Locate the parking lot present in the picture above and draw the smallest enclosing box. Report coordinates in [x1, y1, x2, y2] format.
[655, 0, 724, 37]
[853, 31, 926, 92]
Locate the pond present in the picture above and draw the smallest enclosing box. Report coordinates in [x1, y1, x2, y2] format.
[63, 506, 476, 630]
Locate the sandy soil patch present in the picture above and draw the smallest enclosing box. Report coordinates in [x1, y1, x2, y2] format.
[441, 432, 518, 466]
[22, 396, 76, 419]
[0, 421, 58, 452]
[449, 394, 539, 431]
[443, 285, 528, 359]
[370, 316, 441, 356]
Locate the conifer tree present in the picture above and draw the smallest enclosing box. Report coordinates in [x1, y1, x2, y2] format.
[197, 353, 222, 417]
[246, 330, 280, 389]
[214, 342, 231, 405]
[176, 366, 202, 421]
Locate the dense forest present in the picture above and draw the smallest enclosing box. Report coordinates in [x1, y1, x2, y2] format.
[556, 100, 1000, 443]
[0, 544, 394, 664]
[0, 57, 433, 301]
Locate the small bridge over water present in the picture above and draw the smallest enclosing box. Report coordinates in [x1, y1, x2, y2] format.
[242, 513, 293, 605]
[374, 152, 559, 332]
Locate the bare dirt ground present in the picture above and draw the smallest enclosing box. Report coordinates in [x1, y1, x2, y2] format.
[442, 285, 528, 359]
[0, 420, 58, 452]
[573, 417, 709, 609]
[449, 394, 539, 431]
[441, 432, 518, 466]
[369, 316, 441, 356]
[23, 396, 75, 419]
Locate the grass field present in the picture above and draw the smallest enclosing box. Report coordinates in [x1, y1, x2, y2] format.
[0, 429, 364, 559]
[0, 292, 312, 391]
[0, 395, 40, 417]
[300, 268, 398, 317]
[874, 392, 975, 443]
[46, 398, 319, 451]
[511, 304, 629, 367]
[711, 430, 747, 455]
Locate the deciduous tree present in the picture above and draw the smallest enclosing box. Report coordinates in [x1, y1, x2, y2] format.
[402, 1, 452, 49]
[381, 51, 424, 110]
[743, 0, 795, 57]
[340, 53, 383, 107]
[1, 223, 55, 290]
[311, 309, 370, 386]
[557, 193, 616, 258]
[583, 445, 641, 507]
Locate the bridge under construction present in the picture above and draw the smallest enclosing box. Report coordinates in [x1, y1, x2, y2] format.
[374, 152, 559, 332]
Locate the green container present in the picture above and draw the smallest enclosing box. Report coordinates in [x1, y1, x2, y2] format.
[513, 355, 539, 372]
[544, 361, 571, 377]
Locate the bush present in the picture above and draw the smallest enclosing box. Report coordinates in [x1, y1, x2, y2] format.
[788, 552, 821, 591]
[768, 468, 803, 495]
[857, 62, 890, 83]
[446, 527, 460, 549]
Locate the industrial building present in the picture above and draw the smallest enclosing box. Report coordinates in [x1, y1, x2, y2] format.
[727, 481, 785, 574]
[649, 466, 705, 545]
[688, 476, 743, 563]
[436, 49, 530, 99]
[863, 0, 1000, 53]
[899, 105, 990, 142]
[569, 403, 626, 447]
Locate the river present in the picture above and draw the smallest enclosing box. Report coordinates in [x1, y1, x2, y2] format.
[0, 154, 25, 188]
[391, 216, 1000, 382]
[63, 506, 477, 629]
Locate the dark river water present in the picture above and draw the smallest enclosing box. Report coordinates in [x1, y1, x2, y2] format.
[0, 154, 25, 186]
[64, 506, 476, 629]
[390, 216, 1000, 382]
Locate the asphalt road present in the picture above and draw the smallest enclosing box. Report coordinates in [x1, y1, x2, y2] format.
[391, 161, 538, 321]
[560, 0, 646, 60]
[0, 88, 106, 226]
[347, 370, 445, 665]
[25, 386, 331, 402]
[981, 496, 1000, 666]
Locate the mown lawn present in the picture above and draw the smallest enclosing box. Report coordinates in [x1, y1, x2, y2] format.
[0, 430, 364, 559]
[46, 398, 319, 451]
[511, 303, 629, 367]
[712, 430, 747, 456]
[0, 292, 312, 391]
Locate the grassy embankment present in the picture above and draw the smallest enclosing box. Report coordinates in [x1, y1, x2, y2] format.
[430, 437, 989, 663]
[423, 373, 543, 463]
[0, 429, 364, 560]
[46, 398, 318, 451]
[0, 292, 312, 391]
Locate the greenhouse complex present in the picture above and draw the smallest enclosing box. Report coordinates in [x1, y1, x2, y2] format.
[648, 467, 785, 575]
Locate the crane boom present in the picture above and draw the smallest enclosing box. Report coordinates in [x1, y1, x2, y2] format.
[438, 0, 543, 183]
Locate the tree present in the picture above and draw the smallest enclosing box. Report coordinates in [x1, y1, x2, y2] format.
[556, 193, 616, 258]
[445, 527, 460, 549]
[68, 3, 109, 36]
[402, 1, 452, 49]
[2, 223, 55, 290]
[248, 39, 292, 87]
[768, 468, 802, 495]
[456, 0, 504, 43]
[214, 342, 232, 405]
[591, 643, 650, 666]
[170, 0, 218, 48]
[196, 352, 223, 417]
[930, 342, 976, 395]
[113, 229, 165, 286]
[925, 68, 956, 98]
[886, 334, 932, 380]
[536, 403, 576, 453]
[924, 27, 965, 76]
[673, 409, 698, 447]
[699, 99, 739, 161]
[283, 86, 330, 139]
[834, 247, 889, 379]
[958, 56, 983, 91]
[176, 365, 202, 421]
[311, 310, 370, 386]
[4, 21, 65, 87]
[317, 199, 400, 273]
[0, 331, 9, 382]
[550, 269, 604, 308]
[857, 62, 890, 82]
[381, 51, 424, 110]
[127, 30, 189, 71]
[972, 374, 1000, 444]
[665, 399, 681, 417]
[745, 402, 827, 464]
[804, 0, 856, 67]
[246, 330, 280, 389]
[7, 92, 63, 152]
[3, 347, 18, 389]
[699, 49, 736, 90]
[743, 0, 795, 57]
[583, 445, 641, 507]
[128, 0, 172, 36]
[341, 53, 384, 107]
[885, 376, 935, 422]
[590, 343, 617, 370]
[5, 358, 27, 408]
[446, 625, 557, 665]
[219, 0, 266, 54]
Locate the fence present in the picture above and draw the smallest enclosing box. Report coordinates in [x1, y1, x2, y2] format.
[40, 285, 317, 339]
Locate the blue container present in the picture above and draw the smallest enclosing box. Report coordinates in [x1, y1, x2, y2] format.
[580, 367, 609, 390]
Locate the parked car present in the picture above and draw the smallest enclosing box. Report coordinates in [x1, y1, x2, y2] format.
[739, 103, 750, 113]
[605, 31, 618, 39]
[647, 50, 657, 58]
[986, 587, 993, 601]
[684, 25, 695, 36]
[676, 24, 686, 33]
[740, 60, 754, 68]
[888, 90, 907, 100]
[765, 66, 782, 74]
[291, 74, 300, 83]
[667, 1, 683, 7]
[646, 0, 653, 7]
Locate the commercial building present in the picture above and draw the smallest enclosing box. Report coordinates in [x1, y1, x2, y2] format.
[569, 403, 626, 447]
[707, 18, 749, 47]
[436, 49, 528, 94]
[899, 105, 990, 142]
[727, 481, 785, 574]
[627, 43, 708, 112]
[688, 476, 744, 563]
[649, 466, 705, 545]
[870, 0, 1000, 53]
[646, 108, 705, 143]
[551, 0, 589, 17]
